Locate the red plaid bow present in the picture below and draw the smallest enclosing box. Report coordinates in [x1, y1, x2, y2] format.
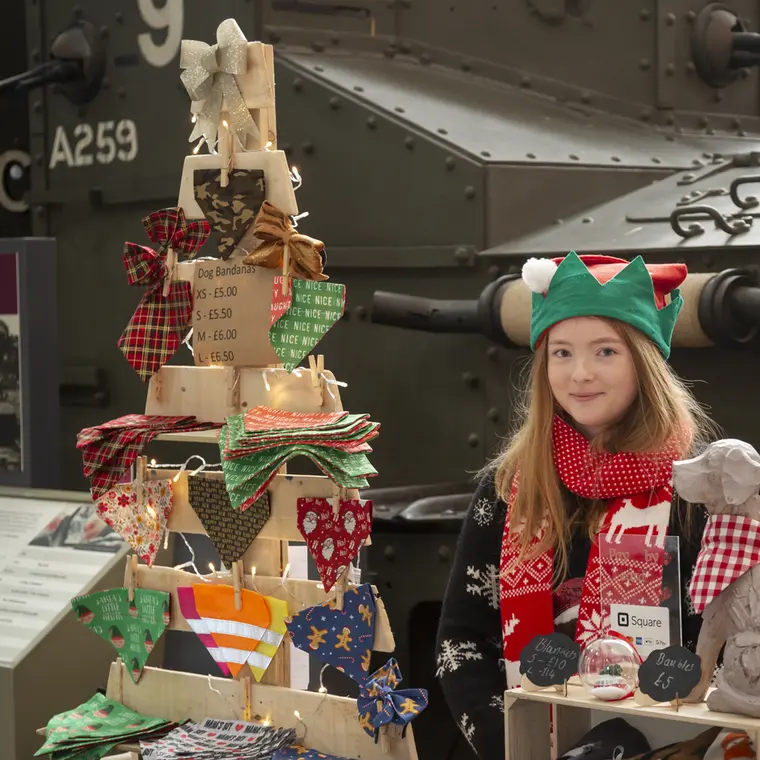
[690, 513, 760, 613]
[118, 207, 210, 381]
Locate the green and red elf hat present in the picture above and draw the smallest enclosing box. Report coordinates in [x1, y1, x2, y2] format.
[522, 252, 687, 359]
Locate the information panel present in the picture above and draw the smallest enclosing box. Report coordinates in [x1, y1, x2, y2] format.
[0, 495, 124, 665]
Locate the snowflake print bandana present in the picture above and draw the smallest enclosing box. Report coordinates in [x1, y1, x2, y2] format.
[499, 415, 675, 687]
[95, 479, 173, 566]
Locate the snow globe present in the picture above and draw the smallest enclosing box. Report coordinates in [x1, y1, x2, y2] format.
[578, 634, 641, 701]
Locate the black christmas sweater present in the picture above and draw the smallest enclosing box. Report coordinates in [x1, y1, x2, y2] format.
[434, 474, 707, 760]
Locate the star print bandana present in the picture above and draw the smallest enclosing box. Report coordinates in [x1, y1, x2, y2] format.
[285, 583, 376, 684]
[690, 514, 760, 613]
[95, 479, 173, 566]
[297, 497, 372, 592]
[499, 415, 676, 687]
[356, 658, 428, 740]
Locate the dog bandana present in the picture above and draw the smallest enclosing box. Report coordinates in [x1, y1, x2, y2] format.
[690, 514, 760, 614]
[285, 584, 376, 684]
[500, 415, 677, 687]
[296, 497, 372, 592]
[177, 585, 287, 680]
[95, 479, 173, 566]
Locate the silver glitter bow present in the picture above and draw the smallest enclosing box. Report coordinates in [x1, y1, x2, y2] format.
[180, 18, 260, 149]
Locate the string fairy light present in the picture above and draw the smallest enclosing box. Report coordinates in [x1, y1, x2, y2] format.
[173, 532, 211, 582]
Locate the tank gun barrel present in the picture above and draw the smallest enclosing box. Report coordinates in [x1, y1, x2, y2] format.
[371, 269, 760, 350]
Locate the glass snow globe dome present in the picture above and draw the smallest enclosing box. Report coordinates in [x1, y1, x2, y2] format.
[578, 635, 641, 701]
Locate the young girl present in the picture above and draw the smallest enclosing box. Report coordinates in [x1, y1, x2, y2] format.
[435, 252, 714, 759]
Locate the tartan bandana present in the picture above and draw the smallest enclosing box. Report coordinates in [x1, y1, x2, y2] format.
[118, 207, 210, 381]
[690, 514, 760, 614]
[77, 414, 221, 498]
[499, 416, 675, 687]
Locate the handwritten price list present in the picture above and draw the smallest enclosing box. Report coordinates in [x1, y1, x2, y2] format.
[191, 261, 280, 367]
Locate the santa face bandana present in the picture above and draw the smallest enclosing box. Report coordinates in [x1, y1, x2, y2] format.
[689, 514, 760, 614]
[296, 497, 372, 592]
[499, 415, 675, 687]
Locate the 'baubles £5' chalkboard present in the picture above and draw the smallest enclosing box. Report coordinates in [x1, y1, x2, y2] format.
[638, 645, 701, 703]
[519, 633, 581, 688]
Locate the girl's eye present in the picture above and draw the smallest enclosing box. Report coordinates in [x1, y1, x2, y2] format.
[552, 349, 570, 358]
[598, 347, 617, 357]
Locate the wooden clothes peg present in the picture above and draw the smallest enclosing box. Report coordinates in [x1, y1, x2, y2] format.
[135, 455, 147, 508]
[334, 566, 348, 611]
[281, 244, 291, 297]
[242, 675, 252, 720]
[332, 484, 342, 517]
[128, 554, 139, 603]
[233, 561, 243, 611]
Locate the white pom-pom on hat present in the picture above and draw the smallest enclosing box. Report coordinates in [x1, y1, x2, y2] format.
[522, 257, 558, 294]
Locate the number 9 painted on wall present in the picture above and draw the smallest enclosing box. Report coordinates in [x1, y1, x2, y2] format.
[137, 0, 185, 68]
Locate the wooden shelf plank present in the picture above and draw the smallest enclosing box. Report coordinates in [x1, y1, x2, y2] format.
[106, 661, 418, 760]
[150, 469, 357, 543]
[129, 563, 396, 653]
[155, 429, 221, 445]
[506, 684, 760, 731]
[145, 364, 343, 425]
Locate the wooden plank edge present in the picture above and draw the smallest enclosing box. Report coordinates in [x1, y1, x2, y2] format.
[149, 469, 363, 543]
[106, 661, 418, 760]
[505, 685, 760, 731]
[128, 563, 396, 653]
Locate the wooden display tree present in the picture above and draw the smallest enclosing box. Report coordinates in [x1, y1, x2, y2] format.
[71, 18, 421, 760]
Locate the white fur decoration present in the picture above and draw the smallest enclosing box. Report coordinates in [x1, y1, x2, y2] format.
[522, 257, 558, 294]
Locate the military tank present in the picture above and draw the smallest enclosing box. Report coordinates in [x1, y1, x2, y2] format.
[7, 2, 760, 758]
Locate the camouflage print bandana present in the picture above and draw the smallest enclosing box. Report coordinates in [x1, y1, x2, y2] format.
[194, 169, 267, 260]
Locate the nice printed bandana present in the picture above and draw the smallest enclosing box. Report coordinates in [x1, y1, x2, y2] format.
[297, 497, 372, 592]
[285, 583, 375, 684]
[176, 585, 288, 681]
[499, 415, 677, 687]
[194, 168, 266, 260]
[95, 479, 173, 566]
[71, 589, 170, 683]
[690, 514, 760, 613]
[187, 474, 270, 566]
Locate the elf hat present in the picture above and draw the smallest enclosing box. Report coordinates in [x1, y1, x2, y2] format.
[522, 251, 687, 359]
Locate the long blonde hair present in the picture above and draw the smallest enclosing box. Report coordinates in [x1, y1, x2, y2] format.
[488, 318, 717, 581]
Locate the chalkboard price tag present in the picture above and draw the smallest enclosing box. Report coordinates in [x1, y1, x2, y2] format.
[638, 645, 701, 703]
[519, 633, 581, 688]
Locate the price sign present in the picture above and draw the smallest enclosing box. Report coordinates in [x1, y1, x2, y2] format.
[191, 261, 280, 367]
[638, 645, 701, 703]
[519, 633, 580, 688]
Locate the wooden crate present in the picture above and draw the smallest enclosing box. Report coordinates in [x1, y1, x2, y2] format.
[505, 683, 760, 759]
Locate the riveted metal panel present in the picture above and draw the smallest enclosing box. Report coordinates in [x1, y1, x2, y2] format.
[279, 48, 748, 169]
[481, 160, 760, 259]
[37, 1, 255, 206]
[395, 0, 658, 106]
[664, 0, 760, 118]
[262, 0, 396, 37]
[276, 53, 485, 247]
[485, 164, 669, 249]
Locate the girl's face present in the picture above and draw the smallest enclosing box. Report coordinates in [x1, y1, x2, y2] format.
[546, 316, 638, 438]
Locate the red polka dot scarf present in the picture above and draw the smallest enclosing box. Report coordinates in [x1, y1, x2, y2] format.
[499, 415, 678, 688]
